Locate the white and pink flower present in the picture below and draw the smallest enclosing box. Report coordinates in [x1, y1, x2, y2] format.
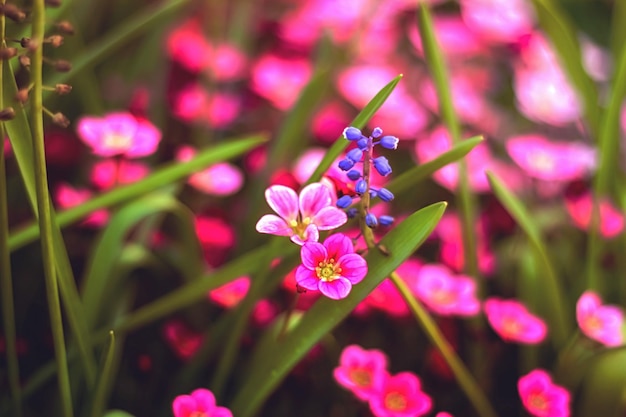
[576, 291, 623, 347]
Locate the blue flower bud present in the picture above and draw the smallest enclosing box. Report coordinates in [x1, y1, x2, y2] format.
[346, 148, 363, 162]
[343, 127, 362, 141]
[347, 169, 361, 180]
[377, 187, 394, 202]
[380, 135, 399, 150]
[379, 215, 394, 226]
[338, 159, 354, 171]
[346, 207, 359, 218]
[372, 127, 383, 138]
[373, 156, 392, 176]
[336, 195, 353, 208]
[365, 213, 378, 228]
[356, 138, 369, 150]
[355, 179, 367, 194]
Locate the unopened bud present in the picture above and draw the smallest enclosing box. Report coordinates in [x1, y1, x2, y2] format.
[18, 55, 30, 68]
[45, 0, 62, 7]
[52, 112, 70, 128]
[0, 47, 18, 60]
[55, 20, 75, 35]
[20, 37, 31, 48]
[46, 35, 64, 48]
[15, 89, 29, 104]
[0, 107, 16, 121]
[55, 84, 72, 95]
[1, 4, 26, 23]
[53, 59, 72, 72]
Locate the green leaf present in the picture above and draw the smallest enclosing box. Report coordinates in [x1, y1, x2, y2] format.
[305, 74, 403, 184]
[578, 348, 626, 417]
[103, 411, 136, 417]
[230, 202, 447, 417]
[9, 134, 267, 251]
[89, 332, 118, 417]
[530, 0, 600, 138]
[487, 172, 570, 346]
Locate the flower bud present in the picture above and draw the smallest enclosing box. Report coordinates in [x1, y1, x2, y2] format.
[377, 187, 394, 202]
[379, 215, 394, 226]
[56, 20, 75, 35]
[371, 127, 383, 138]
[365, 213, 378, 228]
[55, 84, 72, 95]
[343, 126, 362, 141]
[15, 89, 29, 104]
[18, 55, 30, 68]
[356, 138, 368, 150]
[373, 156, 392, 176]
[346, 208, 358, 218]
[0, 107, 16, 121]
[346, 148, 363, 162]
[53, 59, 72, 72]
[20, 37, 31, 48]
[1, 4, 26, 22]
[336, 195, 353, 209]
[347, 169, 361, 180]
[0, 47, 18, 60]
[52, 112, 70, 128]
[380, 135, 399, 150]
[338, 158, 355, 171]
[46, 35, 64, 48]
[355, 179, 367, 194]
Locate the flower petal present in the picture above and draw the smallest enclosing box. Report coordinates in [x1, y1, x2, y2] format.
[295, 265, 320, 291]
[291, 223, 319, 245]
[301, 241, 327, 269]
[190, 388, 216, 412]
[319, 277, 352, 300]
[265, 185, 299, 222]
[255, 214, 292, 236]
[299, 182, 333, 218]
[313, 206, 348, 231]
[324, 233, 354, 261]
[338, 253, 368, 284]
[126, 118, 162, 158]
[172, 395, 197, 417]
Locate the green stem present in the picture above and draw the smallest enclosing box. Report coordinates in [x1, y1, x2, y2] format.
[389, 272, 498, 417]
[31, 2, 73, 416]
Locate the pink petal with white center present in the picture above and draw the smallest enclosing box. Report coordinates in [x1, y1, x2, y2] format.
[319, 278, 352, 300]
[265, 185, 299, 222]
[126, 118, 161, 158]
[290, 223, 319, 245]
[301, 241, 328, 269]
[295, 265, 320, 291]
[299, 182, 333, 218]
[338, 253, 368, 284]
[189, 163, 243, 196]
[313, 206, 348, 231]
[255, 214, 292, 236]
[577, 291, 624, 346]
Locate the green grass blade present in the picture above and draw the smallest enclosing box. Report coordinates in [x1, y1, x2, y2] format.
[230, 202, 447, 417]
[89, 332, 118, 417]
[530, 0, 600, 137]
[578, 348, 626, 417]
[487, 171, 570, 346]
[9, 134, 267, 251]
[611, 0, 626, 61]
[305, 74, 403, 184]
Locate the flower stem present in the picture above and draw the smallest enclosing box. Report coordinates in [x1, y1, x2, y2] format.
[389, 272, 498, 417]
[31, 1, 74, 416]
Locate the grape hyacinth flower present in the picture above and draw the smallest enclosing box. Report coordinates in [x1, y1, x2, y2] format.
[333, 344, 389, 401]
[256, 183, 348, 245]
[337, 126, 398, 228]
[576, 291, 624, 347]
[518, 369, 571, 417]
[295, 233, 367, 300]
[172, 388, 232, 417]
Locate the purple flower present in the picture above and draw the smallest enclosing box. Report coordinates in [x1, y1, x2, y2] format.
[355, 179, 367, 194]
[377, 188, 394, 202]
[343, 126, 363, 141]
[346, 148, 364, 162]
[380, 135, 399, 150]
[373, 156, 392, 176]
[366, 213, 378, 228]
[336, 195, 353, 209]
[338, 158, 355, 171]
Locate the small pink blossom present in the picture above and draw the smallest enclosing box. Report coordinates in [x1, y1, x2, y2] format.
[172, 388, 232, 417]
[195, 215, 236, 250]
[90, 159, 150, 190]
[176, 146, 243, 196]
[436, 413, 454, 417]
[55, 183, 108, 227]
[77, 112, 161, 158]
[295, 233, 367, 300]
[208, 276, 250, 309]
[172, 84, 209, 122]
[408, 16, 486, 58]
[166, 20, 211, 72]
[208, 43, 247, 82]
[256, 183, 347, 245]
[311, 101, 353, 145]
[576, 291, 624, 347]
[565, 192, 624, 238]
[362, 259, 422, 317]
[369, 372, 432, 417]
[250, 54, 312, 110]
[484, 298, 547, 344]
[251, 299, 278, 327]
[460, 0, 535, 44]
[518, 369, 570, 417]
[333, 344, 389, 401]
[162, 319, 203, 360]
[411, 264, 480, 317]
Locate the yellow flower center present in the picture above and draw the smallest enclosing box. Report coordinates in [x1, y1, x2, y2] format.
[432, 289, 455, 305]
[528, 393, 548, 411]
[104, 133, 132, 151]
[530, 152, 555, 172]
[384, 391, 407, 411]
[290, 217, 312, 240]
[501, 317, 521, 338]
[189, 412, 207, 417]
[349, 368, 371, 387]
[316, 259, 341, 282]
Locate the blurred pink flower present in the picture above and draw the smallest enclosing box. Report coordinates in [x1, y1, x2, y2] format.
[90, 159, 150, 190]
[77, 112, 161, 158]
[55, 183, 108, 227]
[204, 92, 241, 128]
[162, 319, 203, 360]
[295, 233, 367, 300]
[362, 259, 422, 317]
[369, 372, 432, 417]
[436, 413, 454, 417]
[250, 54, 312, 110]
[581, 37, 612, 82]
[208, 43, 247, 82]
[172, 84, 209, 122]
[565, 192, 624, 238]
[195, 215, 236, 250]
[408, 15, 486, 58]
[172, 388, 232, 417]
[333, 344, 389, 401]
[251, 299, 278, 327]
[576, 291, 623, 347]
[311, 101, 353, 145]
[411, 264, 480, 317]
[506, 134, 596, 181]
[460, 0, 535, 44]
[256, 183, 347, 245]
[173, 86, 240, 128]
[518, 369, 570, 417]
[3, 138, 11, 157]
[484, 298, 547, 344]
[208, 276, 250, 309]
[176, 146, 244, 196]
[166, 19, 211, 72]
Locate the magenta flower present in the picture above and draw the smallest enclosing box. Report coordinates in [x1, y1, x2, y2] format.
[565, 192, 624, 238]
[411, 264, 480, 317]
[250, 54, 312, 110]
[295, 233, 367, 300]
[77, 112, 161, 158]
[369, 372, 432, 417]
[484, 298, 547, 344]
[333, 344, 389, 401]
[518, 369, 570, 417]
[576, 291, 624, 347]
[172, 388, 232, 417]
[90, 159, 149, 190]
[162, 319, 203, 360]
[460, 0, 535, 44]
[256, 183, 348, 245]
[208, 276, 250, 309]
[176, 146, 243, 196]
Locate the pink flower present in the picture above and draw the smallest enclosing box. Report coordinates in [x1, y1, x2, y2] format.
[518, 369, 570, 417]
[333, 344, 389, 401]
[176, 146, 244, 196]
[250, 54, 312, 110]
[460, 0, 535, 44]
[411, 264, 480, 317]
[565, 192, 624, 238]
[90, 159, 150, 190]
[506, 134, 596, 181]
[208, 276, 250, 308]
[55, 183, 109, 227]
[77, 112, 161, 158]
[576, 291, 623, 347]
[162, 320, 203, 360]
[166, 19, 211, 72]
[208, 43, 247, 82]
[436, 413, 454, 417]
[256, 183, 347, 245]
[484, 298, 547, 344]
[362, 259, 422, 317]
[195, 216, 236, 250]
[295, 233, 367, 300]
[408, 15, 487, 58]
[172, 84, 209, 122]
[172, 388, 232, 417]
[369, 372, 432, 417]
